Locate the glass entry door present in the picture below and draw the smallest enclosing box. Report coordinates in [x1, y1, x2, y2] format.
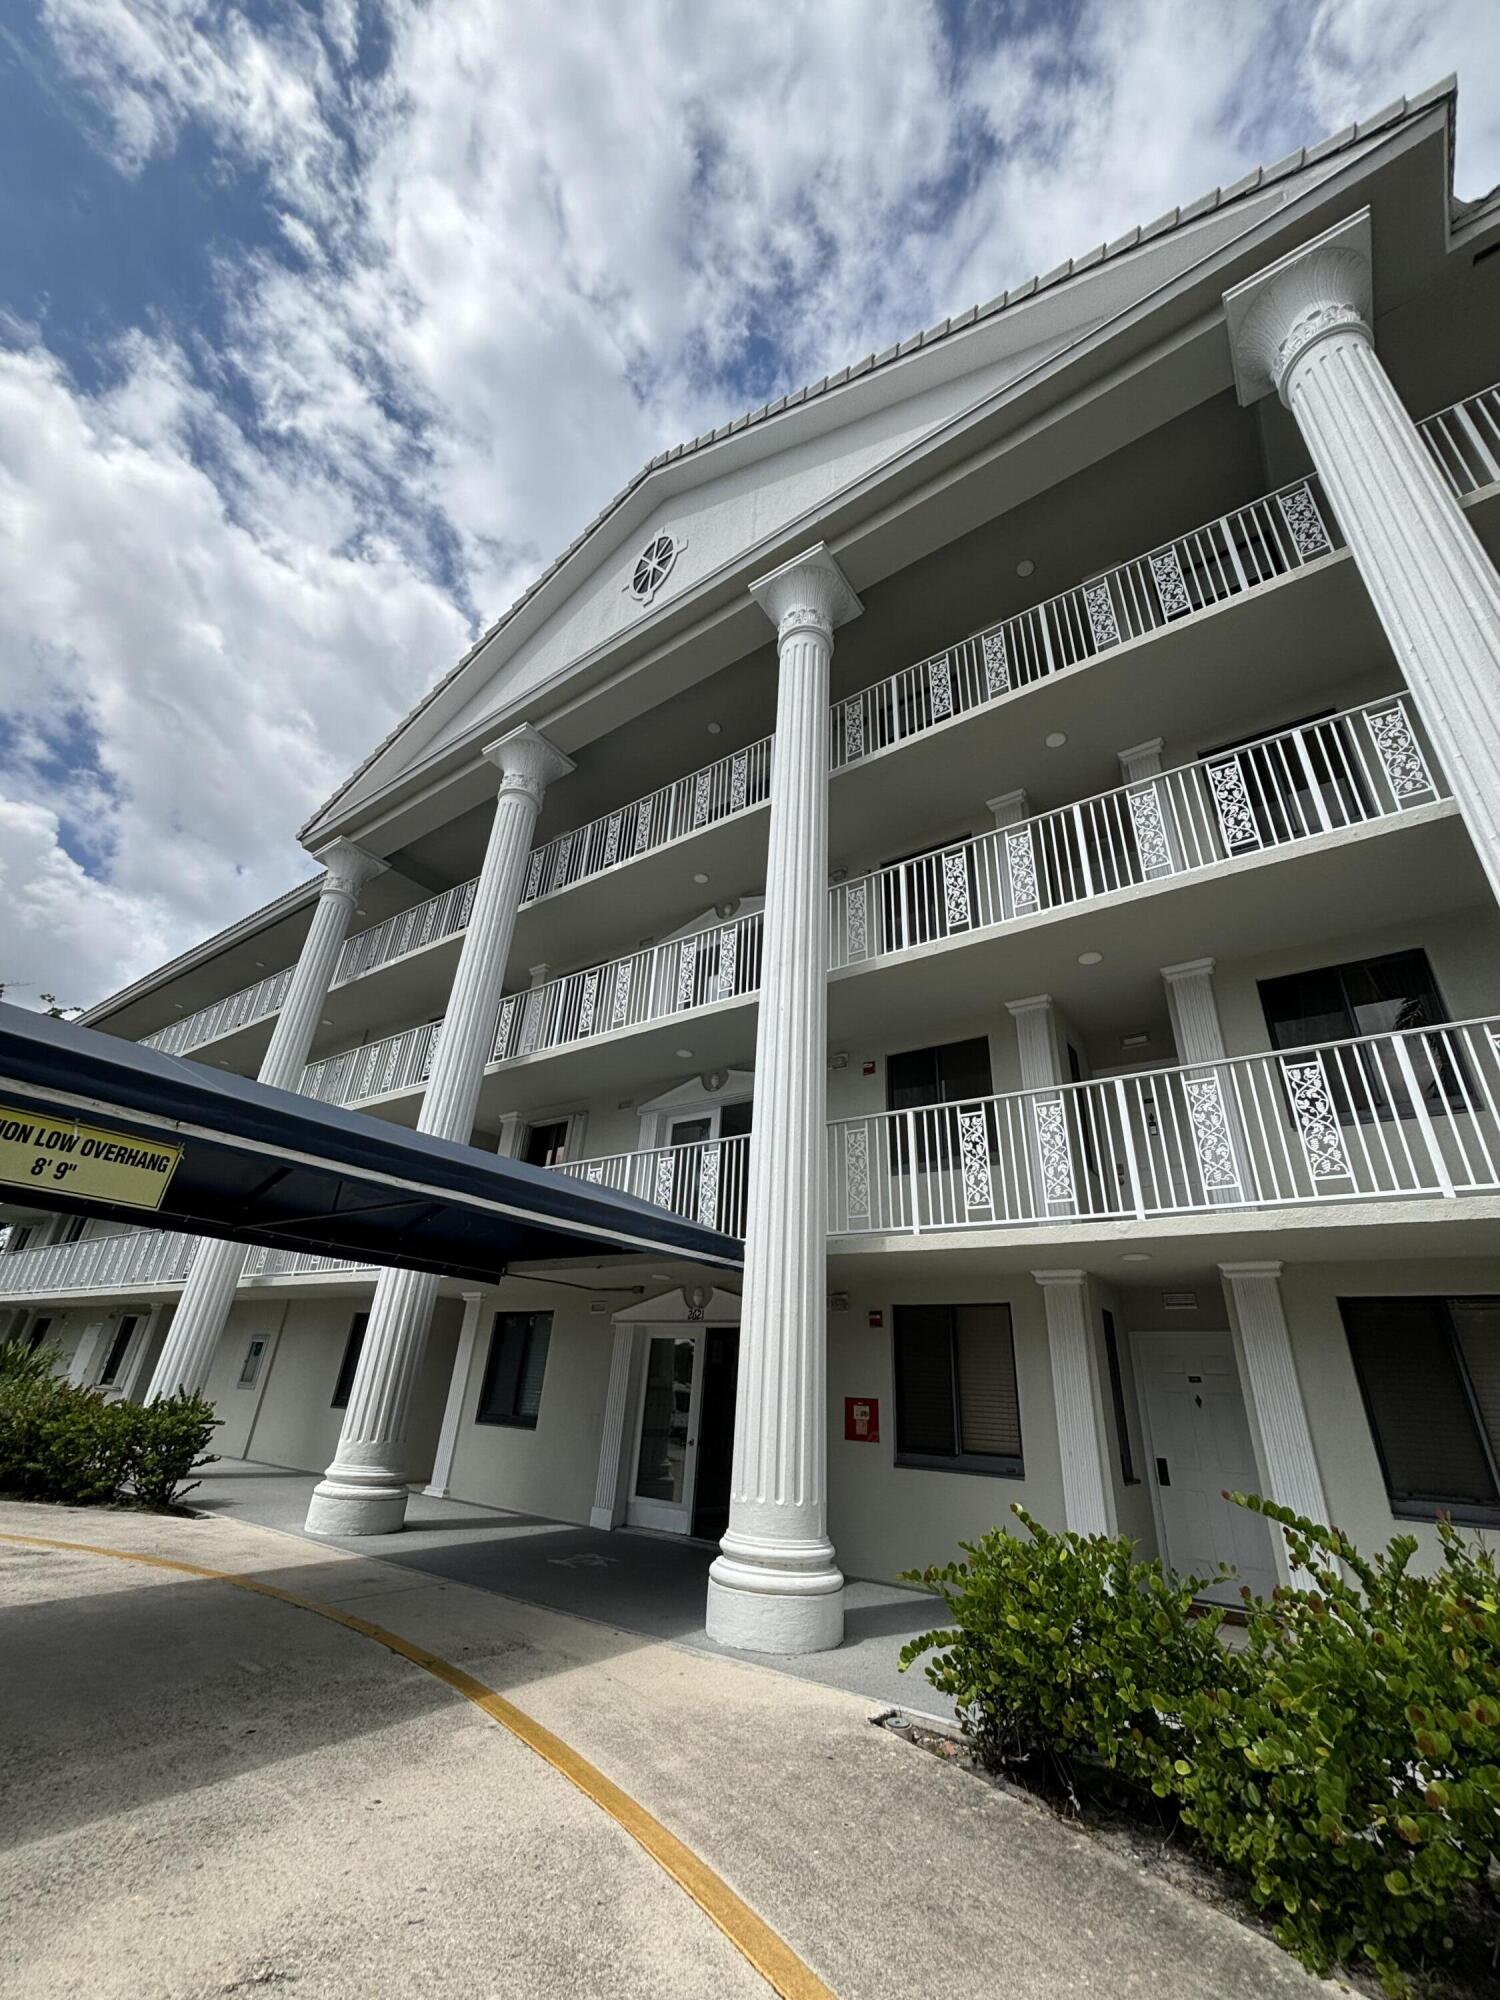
[626, 1332, 705, 1533]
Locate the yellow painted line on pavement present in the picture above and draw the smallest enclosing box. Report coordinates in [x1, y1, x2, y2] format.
[0, 1529, 836, 2000]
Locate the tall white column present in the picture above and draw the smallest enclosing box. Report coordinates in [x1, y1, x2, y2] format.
[591, 1319, 639, 1529]
[1225, 208, 1500, 905]
[706, 545, 860, 1654]
[147, 839, 385, 1399]
[423, 1289, 486, 1498]
[306, 726, 573, 1536]
[1220, 1262, 1328, 1583]
[1034, 1270, 1113, 1536]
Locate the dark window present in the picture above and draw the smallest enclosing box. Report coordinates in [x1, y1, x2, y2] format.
[331, 1312, 369, 1409]
[887, 1037, 995, 1174]
[893, 1304, 1022, 1475]
[1101, 1310, 1138, 1484]
[97, 1315, 141, 1388]
[476, 1312, 552, 1428]
[25, 1315, 52, 1354]
[878, 838, 980, 952]
[719, 1099, 754, 1138]
[1342, 1296, 1500, 1524]
[7, 1227, 33, 1254]
[522, 1120, 570, 1168]
[56, 1215, 88, 1247]
[1258, 950, 1461, 1120]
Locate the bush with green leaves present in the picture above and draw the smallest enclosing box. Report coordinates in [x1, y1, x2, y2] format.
[0, 1344, 217, 1510]
[1172, 1497, 1500, 1994]
[899, 1505, 1244, 1784]
[899, 1496, 1499, 1995]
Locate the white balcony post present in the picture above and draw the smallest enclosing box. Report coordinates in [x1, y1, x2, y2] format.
[1033, 1270, 1114, 1536]
[146, 839, 385, 1400]
[987, 787, 1030, 920]
[1008, 994, 1064, 1219]
[1225, 210, 1500, 907]
[1220, 1262, 1328, 1584]
[306, 726, 573, 1536]
[1162, 957, 1245, 1207]
[423, 1289, 487, 1498]
[1118, 736, 1183, 877]
[706, 545, 860, 1655]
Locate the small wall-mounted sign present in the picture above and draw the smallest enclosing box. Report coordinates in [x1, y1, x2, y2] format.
[867, 1308, 884, 1328]
[845, 1397, 880, 1443]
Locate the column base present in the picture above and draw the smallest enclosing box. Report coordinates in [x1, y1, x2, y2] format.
[304, 1472, 412, 1536]
[705, 1548, 845, 1655]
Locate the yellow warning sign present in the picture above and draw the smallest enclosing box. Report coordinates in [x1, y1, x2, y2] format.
[0, 1106, 182, 1211]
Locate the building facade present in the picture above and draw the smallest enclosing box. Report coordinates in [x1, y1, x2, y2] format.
[6, 82, 1500, 1651]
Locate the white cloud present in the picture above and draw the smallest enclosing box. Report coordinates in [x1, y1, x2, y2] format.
[6, 0, 1496, 1011]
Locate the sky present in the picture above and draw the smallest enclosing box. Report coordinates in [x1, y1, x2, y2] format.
[1, 1, 1497, 1015]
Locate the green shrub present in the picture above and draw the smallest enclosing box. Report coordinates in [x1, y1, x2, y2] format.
[0, 1350, 217, 1511]
[898, 1497, 1500, 1995]
[1172, 1497, 1500, 1994]
[899, 1504, 1243, 1785]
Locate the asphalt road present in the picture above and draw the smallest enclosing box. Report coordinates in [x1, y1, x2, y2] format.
[0, 1501, 1328, 1999]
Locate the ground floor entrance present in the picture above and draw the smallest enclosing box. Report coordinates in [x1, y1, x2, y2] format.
[1132, 1329, 1278, 1604]
[625, 1323, 739, 1540]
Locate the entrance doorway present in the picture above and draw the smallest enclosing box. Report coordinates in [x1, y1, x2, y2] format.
[1133, 1330, 1278, 1604]
[624, 1323, 740, 1540]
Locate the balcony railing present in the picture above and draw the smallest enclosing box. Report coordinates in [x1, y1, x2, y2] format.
[829, 475, 1345, 769]
[142, 966, 294, 1056]
[493, 909, 764, 1064]
[828, 1016, 1500, 1236]
[0, 1227, 367, 1299]
[549, 1133, 751, 1238]
[1418, 383, 1500, 503]
[335, 877, 477, 985]
[829, 695, 1446, 967]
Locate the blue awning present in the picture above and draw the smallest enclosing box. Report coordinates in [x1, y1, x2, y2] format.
[0, 1004, 743, 1279]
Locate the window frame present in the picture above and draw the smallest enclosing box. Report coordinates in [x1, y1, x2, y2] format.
[475, 1311, 553, 1431]
[330, 1312, 369, 1411]
[1342, 1294, 1500, 1526]
[1258, 949, 1463, 1126]
[1102, 1309, 1139, 1485]
[891, 1302, 1023, 1478]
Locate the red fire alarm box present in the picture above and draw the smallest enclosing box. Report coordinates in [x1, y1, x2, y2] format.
[868, 1308, 884, 1328]
[845, 1397, 880, 1443]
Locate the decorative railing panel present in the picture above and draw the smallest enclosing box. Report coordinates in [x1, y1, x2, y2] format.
[829, 695, 1445, 967]
[829, 475, 1345, 768]
[300, 1018, 444, 1107]
[335, 878, 477, 985]
[550, 1133, 751, 1238]
[142, 966, 294, 1056]
[828, 1017, 1500, 1235]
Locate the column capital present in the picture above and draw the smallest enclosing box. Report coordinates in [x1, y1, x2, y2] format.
[1220, 1260, 1285, 1280]
[1005, 992, 1054, 1018]
[1117, 737, 1165, 782]
[1032, 1268, 1088, 1288]
[1161, 956, 1216, 986]
[749, 543, 862, 646]
[1224, 209, 1372, 407]
[986, 786, 1030, 826]
[482, 724, 575, 808]
[311, 838, 387, 901]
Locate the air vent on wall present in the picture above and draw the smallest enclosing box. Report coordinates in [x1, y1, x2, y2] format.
[1162, 1291, 1199, 1311]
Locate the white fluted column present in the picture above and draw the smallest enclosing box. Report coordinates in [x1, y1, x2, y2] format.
[591, 1319, 639, 1529]
[1220, 1262, 1328, 1583]
[1007, 994, 1064, 1219]
[1162, 957, 1246, 1207]
[1034, 1270, 1113, 1536]
[147, 839, 385, 1399]
[306, 726, 573, 1535]
[706, 545, 860, 1654]
[423, 1289, 487, 1498]
[1226, 209, 1500, 905]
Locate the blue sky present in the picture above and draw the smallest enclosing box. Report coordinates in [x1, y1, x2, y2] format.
[1, 0, 1497, 1011]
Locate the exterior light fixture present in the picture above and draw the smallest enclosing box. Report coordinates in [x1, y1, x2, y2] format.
[1121, 1252, 1152, 1263]
[675, 1048, 694, 1059]
[1077, 950, 1103, 966]
[1045, 731, 1067, 748]
[1016, 559, 1036, 578]
[693, 872, 710, 884]
[707, 721, 723, 735]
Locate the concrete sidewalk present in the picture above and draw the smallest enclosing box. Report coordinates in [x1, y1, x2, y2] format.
[0, 1499, 1326, 1999]
[195, 1457, 948, 1715]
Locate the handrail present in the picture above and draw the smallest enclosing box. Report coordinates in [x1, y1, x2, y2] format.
[548, 1133, 751, 1237]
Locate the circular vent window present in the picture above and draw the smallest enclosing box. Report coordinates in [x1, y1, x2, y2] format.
[631, 532, 678, 603]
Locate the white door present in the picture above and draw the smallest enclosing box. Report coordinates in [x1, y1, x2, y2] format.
[625, 1331, 705, 1533]
[1134, 1330, 1279, 1604]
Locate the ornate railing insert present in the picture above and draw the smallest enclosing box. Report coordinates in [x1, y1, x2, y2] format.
[335, 878, 478, 985]
[142, 966, 294, 1056]
[829, 695, 1446, 967]
[550, 1133, 751, 1238]
[828, 1016, 1500, 1235]
[1419, 383, 1500, 502]
[830, 476, 1345, 768]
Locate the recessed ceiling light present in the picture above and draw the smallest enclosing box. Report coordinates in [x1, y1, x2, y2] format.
[707, 721, 723, 735]
[1077, 951, 1103, 966]
[1016, 559, 1035, 577]
[693, 872, 710, 884]
[675, 1048, 694, 1059]
[1045, 731, 1067, 748]
[1122, 1252, 1152, 1263]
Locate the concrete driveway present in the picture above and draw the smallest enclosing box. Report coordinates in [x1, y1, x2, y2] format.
[0, 1500, 1326, 1999]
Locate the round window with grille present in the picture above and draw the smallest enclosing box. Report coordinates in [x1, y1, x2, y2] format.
[631, 533, 677, 602]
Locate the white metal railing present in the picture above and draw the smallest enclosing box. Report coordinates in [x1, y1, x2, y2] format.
[830, 475, 1345, 768]
[549, 1133, 751, 1237]
[142, 966, 294, 1055]
[335, 877, 477, 985]
[828, 1017, 1500, 1235]
[300, 1015, 443, 1107]
[524, 735, 774, 902]
[493, 909, 764, 1063]
[1418, 382, 1500, 502]
[829, 695, 1445, 967]
[0, 1227, 367, 1299]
